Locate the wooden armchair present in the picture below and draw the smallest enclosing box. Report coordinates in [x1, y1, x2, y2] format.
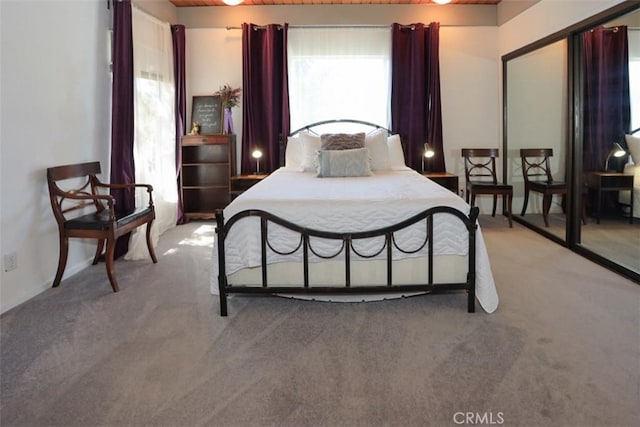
[461, 148, 513, 227]
[519, 148, 567, 227]
[47, 162, 157, 292]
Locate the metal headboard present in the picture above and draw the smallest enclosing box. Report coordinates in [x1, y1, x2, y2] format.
[289, 119, 391, 137]
[281, 119, 393, 166]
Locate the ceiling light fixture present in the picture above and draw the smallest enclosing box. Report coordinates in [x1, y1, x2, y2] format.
[433, 0, 452, 4]
[222, 0, 244, 5]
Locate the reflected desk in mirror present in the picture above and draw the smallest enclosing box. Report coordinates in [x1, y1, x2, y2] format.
[585, 172, 634, 224]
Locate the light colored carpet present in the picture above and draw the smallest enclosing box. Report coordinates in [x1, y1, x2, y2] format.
[1, 216, 638, 427]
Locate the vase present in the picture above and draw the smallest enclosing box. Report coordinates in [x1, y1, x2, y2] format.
[223, 107, 234, 134]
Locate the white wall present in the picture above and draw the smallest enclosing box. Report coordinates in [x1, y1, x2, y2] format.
[499, 0, 627, 56]
[133, 0, 177, 23]
[0, 0, 112, 313]
[186, 29, 243, 172]
[439, 26, 499, 183]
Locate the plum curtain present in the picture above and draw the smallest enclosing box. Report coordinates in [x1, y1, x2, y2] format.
[110, 0, 135, 258]
[172, 24, 186, 224]
[391, 22, 444, 173]
[583, 26, 630, 173]
[241, 23, 290, 174]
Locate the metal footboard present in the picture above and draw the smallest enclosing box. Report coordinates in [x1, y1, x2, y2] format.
[216, 206, 479, 316]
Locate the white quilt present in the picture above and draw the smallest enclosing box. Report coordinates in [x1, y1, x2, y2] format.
[210, 168, 499, 313]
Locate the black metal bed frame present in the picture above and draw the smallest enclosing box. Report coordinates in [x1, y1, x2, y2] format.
[215, 206, 480, 316]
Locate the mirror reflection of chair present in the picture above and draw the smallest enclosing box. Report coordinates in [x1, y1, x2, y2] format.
[519, 148, 567, 227]
[47, 162, 157, 292]
[461, 148, 513, 227]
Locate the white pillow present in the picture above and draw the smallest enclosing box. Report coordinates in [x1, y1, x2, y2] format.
[316, 148, 371, 178]
[300, 131, 322, 172]
[284, 136, 304, 171]
[365, 128, 390, 171]
[387, 134, 408, 170]
[625, 134, 640, 165]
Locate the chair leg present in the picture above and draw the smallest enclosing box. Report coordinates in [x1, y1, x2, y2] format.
[521, 187, 530, 216]
[506, 193, 513, 228]
[145, 221, 158, 264]
[542, 194, 552, 227]
[470, 193, 476, 207]
[491, 195, 497, 217]
[52, 235, 69, 288]
[104, 238, 119, 292]
[92, 239, 105, 265]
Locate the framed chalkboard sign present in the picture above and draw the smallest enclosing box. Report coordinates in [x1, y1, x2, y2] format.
[191, 95, 222, 135]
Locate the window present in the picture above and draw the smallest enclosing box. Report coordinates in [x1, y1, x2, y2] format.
[288, 27, 391, 131]
[127, 6, 177, 260]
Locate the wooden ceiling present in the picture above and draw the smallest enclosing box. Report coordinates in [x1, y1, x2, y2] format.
[170, 0, 501, 6]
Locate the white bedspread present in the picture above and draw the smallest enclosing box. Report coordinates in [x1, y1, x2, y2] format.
[210, 168, 499, 313]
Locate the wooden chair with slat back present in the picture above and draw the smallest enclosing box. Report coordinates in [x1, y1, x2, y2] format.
[519, 148, 567, 227]
[47, 162, 157, 292]
[461, 148, 513, 227]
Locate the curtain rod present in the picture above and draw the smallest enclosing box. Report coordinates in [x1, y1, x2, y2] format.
[594, 26, 640, 31]
[225, 24, 428, 30]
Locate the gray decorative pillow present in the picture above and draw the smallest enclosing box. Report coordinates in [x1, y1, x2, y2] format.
[320, 132, 366, 150]
[317, 148, 371, 178]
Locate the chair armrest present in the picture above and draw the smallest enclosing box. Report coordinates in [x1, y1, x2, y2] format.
[95, 183, 154, 208]
[55, 191, 117, 221]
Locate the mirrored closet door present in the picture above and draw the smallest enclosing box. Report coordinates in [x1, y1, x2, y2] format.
[575, 7, 640, 278]
[503, 1, 640, 282]
[505, 39, 568, 243]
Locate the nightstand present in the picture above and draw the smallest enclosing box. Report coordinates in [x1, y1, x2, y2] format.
[230, 174, 268, 199]
[423, 172, 459, 194]
[585, 172, 634, 224]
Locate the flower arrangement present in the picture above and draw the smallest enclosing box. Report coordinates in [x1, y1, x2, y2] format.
[215, 84, 241, 109]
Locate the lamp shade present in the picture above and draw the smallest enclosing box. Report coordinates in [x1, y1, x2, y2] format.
[424, 143, 435, 158]
[252, 148, 263, 174]
[422, 143, 435, 173]
[222, 0, 244, 5]
[604, 142, 627, 171]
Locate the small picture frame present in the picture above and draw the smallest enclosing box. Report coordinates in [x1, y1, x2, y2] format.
[191, 95, 223, 135]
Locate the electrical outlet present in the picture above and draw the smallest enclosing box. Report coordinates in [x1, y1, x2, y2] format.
[4, 253, 17, 272]
[458, 188, 464, 198]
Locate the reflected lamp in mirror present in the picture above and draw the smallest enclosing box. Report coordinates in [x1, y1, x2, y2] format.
[422, 143, 435, 173]
[252, 148, 263, 175]
[604, 142, 627, 171]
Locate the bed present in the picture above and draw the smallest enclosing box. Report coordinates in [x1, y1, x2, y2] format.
[211, 120, 499, 316]
[619, 132, 640, 218]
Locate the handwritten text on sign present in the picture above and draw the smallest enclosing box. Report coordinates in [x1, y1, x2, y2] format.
[191, 96, 222, 134]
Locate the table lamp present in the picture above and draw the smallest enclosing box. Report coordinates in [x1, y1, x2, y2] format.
[422, 143, 435, 173]
[252, 148, 263, 175]
[604, 142, 626, 171]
